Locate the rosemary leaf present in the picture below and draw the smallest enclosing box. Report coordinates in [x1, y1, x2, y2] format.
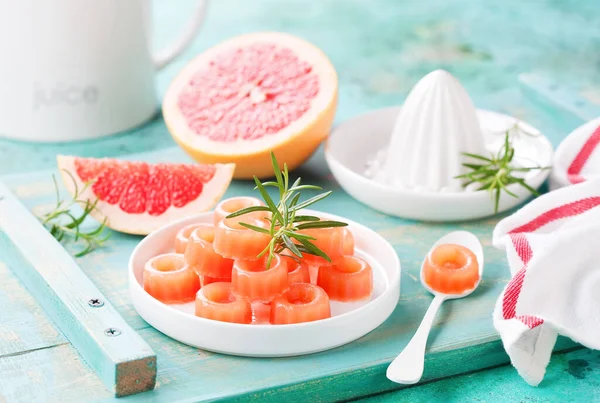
[500, 182, 519, 198]
[238, 222, 271, 234]
[254, 176, 283, 223]
[271, 152, 283, 188]
[462, 153, 492, 162]
[293, 215, 321, 222]
[63, 211, 83, 229]
[283, 230, 317, 241]
[290, 177, 302, 191]
[513, 178, 540, 195]
[463, 163, 487, 170]
[267, 242, 276, 268]
[297, 239, 330, 262]
[289, 193, 301, 208]
[225, 205, 271, 219]
[52, 175, 61, 206]
[293, 191, 333, 211]
[296, 220, 348, 230]
[494, 187, 501, 212]
[282, 200, 290, 227]
[282, 234, 303, 258]
[283, 163, 289, 190]
[289, 185, 322, 192]
[257, 242, 271, 258]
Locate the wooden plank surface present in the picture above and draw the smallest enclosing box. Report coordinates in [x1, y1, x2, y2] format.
[0, 147, 578, 402]
[0, 183, 156, 397]
[1, 0, 599, 401]
[356, 347, 600, 403]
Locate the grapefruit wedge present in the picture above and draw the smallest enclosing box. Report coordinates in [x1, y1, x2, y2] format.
[56, 156, 235, 235]
[163, 32, 338, 179]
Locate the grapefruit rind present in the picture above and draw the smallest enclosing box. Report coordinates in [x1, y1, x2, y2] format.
[56, 155, 235, 235]
[163, 32, 338, 179]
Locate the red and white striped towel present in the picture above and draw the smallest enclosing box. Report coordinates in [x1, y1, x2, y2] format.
[493, 179, 600, 385]
[551, 117, 600, 189]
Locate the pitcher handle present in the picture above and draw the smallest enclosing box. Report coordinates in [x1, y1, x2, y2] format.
[153, 0, 208, 70]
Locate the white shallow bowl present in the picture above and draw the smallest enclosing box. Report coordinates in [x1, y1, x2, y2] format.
[129, 210, 401, 357]
[325, 107, 554, 221]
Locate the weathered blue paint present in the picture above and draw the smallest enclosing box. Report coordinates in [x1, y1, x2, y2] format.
[0, 183, 156, 397]
[0, 148, 581, 403]
[356, 348, 600, 403]
[1, 0, 599, 402]
[519, 73, 600, 132]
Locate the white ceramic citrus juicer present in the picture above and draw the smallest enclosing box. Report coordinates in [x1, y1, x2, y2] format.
[325, 69, 554, 221]
[370, 70, 488, 192]
[386, 231, 484, 384]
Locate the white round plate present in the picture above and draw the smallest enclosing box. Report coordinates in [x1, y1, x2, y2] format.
[325, 107, 554, 221]
[129, 209, 401, 357]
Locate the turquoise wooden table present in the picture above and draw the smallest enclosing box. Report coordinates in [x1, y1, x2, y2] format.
[2, 1, 600, 402]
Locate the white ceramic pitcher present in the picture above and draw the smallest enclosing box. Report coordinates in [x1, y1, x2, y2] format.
[0, 0, 208, 142]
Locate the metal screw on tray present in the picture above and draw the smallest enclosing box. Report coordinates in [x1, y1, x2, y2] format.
[88, 298, 104, 308]
[104, 327, 121, 337]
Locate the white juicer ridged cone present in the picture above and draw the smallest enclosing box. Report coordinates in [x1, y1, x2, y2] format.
[382, 70, 487, 192]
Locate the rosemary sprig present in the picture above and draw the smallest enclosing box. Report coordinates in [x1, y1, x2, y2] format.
[38, 171, 110, 257]
[455, 131, 551, 213]
[226, 152, 347, 268]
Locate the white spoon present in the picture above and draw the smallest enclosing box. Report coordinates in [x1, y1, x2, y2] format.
[386, 231, 484, 384]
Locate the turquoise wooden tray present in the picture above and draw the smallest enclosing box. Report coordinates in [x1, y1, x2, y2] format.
[0, 182, 156, 397]
[0, 146, 577, 402]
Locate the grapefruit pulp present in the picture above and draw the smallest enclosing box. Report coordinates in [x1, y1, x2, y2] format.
[56, 155, 235, 235]
[163, 32, 338, 179]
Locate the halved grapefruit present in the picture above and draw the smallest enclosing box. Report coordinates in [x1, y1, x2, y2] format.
[163, 32, 338, 179]
[56, 156, 235, 235]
